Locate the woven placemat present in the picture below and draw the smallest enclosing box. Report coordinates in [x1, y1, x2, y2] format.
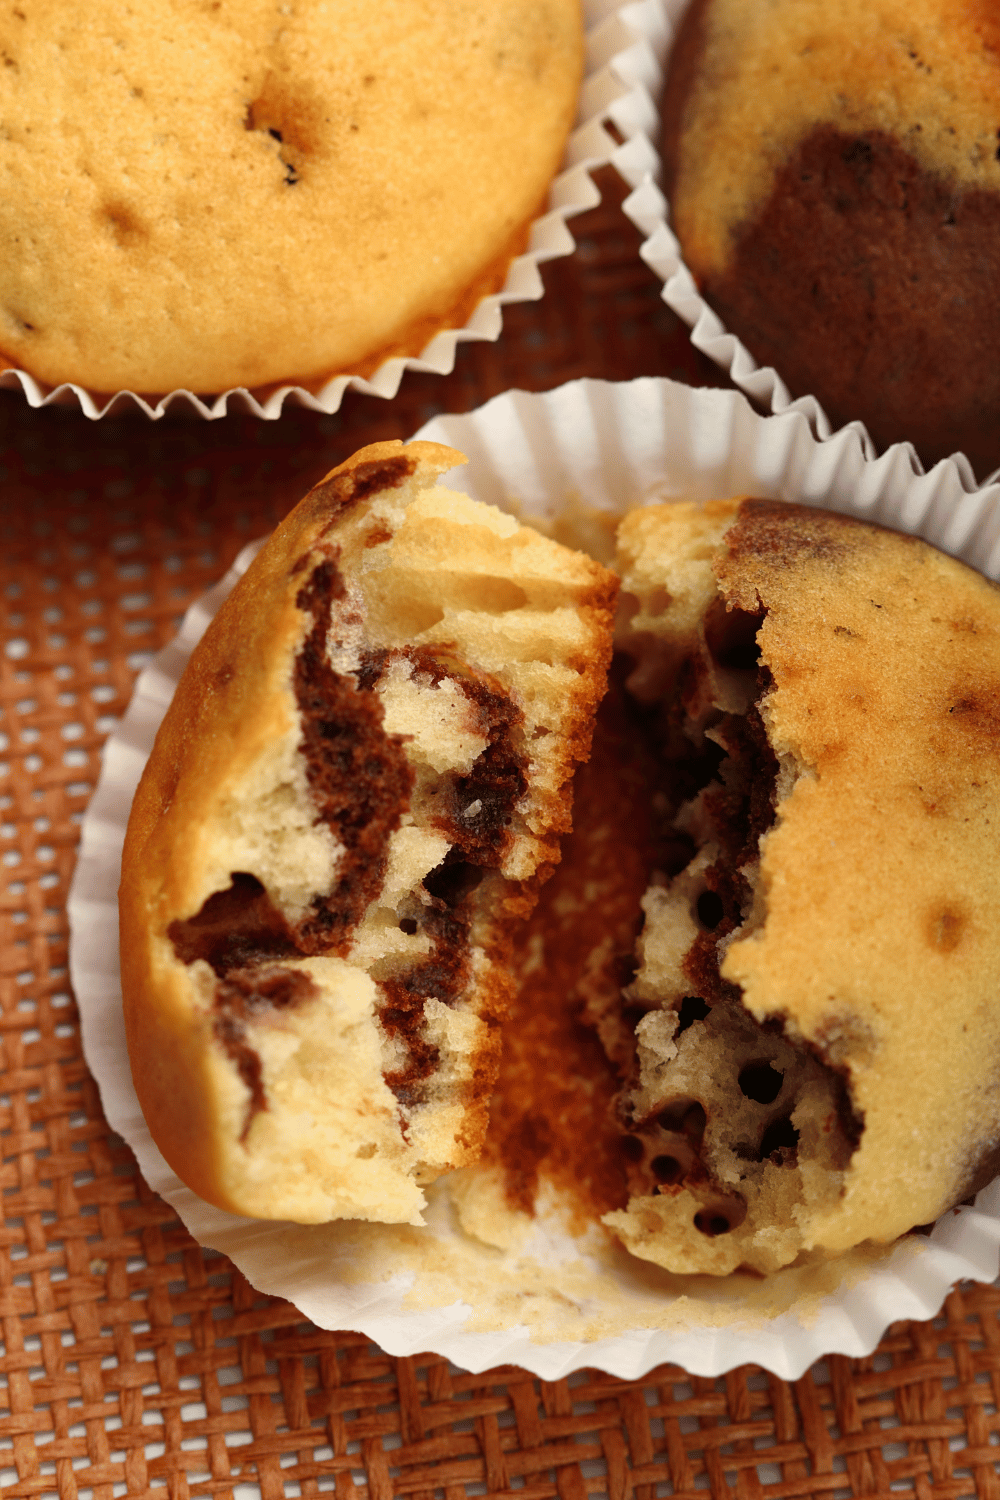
[1, 169, 999, 1499]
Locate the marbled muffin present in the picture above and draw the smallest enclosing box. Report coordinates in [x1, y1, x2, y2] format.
[119, 441, 616, 1224]
[663, 0, 1000, 475]
[0, 0, 582, 395]
[603, 498, 1000, 1275]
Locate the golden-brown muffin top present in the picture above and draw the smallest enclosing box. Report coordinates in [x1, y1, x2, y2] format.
[0, 0, 582, 393]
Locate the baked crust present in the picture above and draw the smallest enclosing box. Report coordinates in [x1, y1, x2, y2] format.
[0, 1, 583, 394]
[604, 498, 1000, 1272]
[120, 440, 617, 1223]
[663, 0, 1000, 471]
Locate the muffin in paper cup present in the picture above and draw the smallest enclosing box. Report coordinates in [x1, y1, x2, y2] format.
[619, 0, 1000, 487]
[0, 0, 657, 424]
[68, 375, 1000, 1380]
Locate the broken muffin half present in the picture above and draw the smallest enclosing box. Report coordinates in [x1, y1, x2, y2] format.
[602, 498, 1000, 1274]
[119, 440, 617, 1224]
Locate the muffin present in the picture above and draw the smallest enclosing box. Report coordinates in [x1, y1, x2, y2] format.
[598, 498, 1000, 1275]
[662, 0, 1000, 475]
[0, 1, 583, 396]
[118, 440, 617, 1224]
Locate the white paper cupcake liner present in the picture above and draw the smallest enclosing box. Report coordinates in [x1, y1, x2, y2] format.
[2, 0, 659, 424]
[68, 375, 1000, 1380]
[616, 0, 998, 491]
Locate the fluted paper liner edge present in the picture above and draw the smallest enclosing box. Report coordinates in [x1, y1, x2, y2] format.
[619, 0, 998, 491]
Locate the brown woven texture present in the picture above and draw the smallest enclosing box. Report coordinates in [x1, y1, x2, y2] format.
[1, 168, 998, 1499]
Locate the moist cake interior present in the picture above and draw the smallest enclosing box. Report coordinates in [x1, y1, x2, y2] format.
[166, 536, 532, 1144]
[123, 444, 618, 1226]
[490, 617, 863, 1276]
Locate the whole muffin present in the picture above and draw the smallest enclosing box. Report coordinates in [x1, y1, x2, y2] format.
[662, 0, 1000, 476]
[0, 0, 582, 396]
